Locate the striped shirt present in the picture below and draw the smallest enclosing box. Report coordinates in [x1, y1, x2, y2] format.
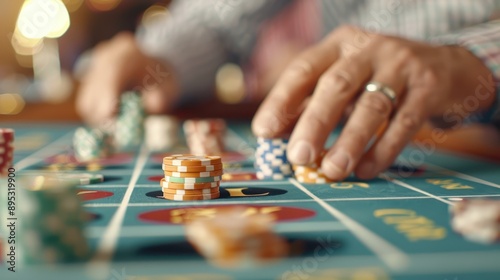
[137, 0, 500, 126]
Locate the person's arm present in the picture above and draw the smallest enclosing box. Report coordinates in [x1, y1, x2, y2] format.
[430, 20, 500, 128]
[136, 0, 292, 105]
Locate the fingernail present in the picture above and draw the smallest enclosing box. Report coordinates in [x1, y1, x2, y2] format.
[323, 150, 350, 179]
[288, 140, 313, 164]
[357, 161, 374, 178]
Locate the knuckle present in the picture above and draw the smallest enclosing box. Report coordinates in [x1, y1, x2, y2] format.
[303, 110, 331, 131]
[318, 70, 353, 94]
[397, 111, 422, 132]
[285, 58, 315, 79]
[357, 92, 392, 116]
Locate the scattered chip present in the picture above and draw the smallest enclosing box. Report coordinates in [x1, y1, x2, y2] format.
[19, 171, 104, 185]
[450, 199, 500, 244]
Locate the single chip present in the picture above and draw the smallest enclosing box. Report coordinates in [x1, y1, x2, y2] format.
[163, 155, 222, 166]
[162, 187, 220, 195]
[163, 191, 221, 201]
[162, 163, 223, 172]
[160, 179, 220, 190]
[164, 169, 224, 178]
[164, 175, 222, 184]
[19, 171, 104, 185]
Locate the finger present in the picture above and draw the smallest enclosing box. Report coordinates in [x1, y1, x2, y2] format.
[287, 50, 372, 165]
[141, 63, 180, 114]
[251, 38, 340, 138]
[320, 61, 407, 180]
[355, 87, 429, 179]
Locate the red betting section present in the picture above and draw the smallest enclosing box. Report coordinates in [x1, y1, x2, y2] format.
[77, 190, 114, 201]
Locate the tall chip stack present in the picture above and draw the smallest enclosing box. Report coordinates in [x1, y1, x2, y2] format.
[254, 138, 293, 180]
[0, 128, 14, 176]
[183, 119, 226, 155]
[17, 174, 90, 265]
[145, 115, 179, 152]
[161, 155, 223, 201]
[114, 91, 145, 150]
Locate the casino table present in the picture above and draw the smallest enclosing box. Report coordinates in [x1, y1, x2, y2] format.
[1, 122, 500, 280]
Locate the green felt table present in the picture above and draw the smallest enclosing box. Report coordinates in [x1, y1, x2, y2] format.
[1, 122, 500, 280]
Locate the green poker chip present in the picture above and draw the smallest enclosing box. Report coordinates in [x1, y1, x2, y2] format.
[164, 175, 222, 184]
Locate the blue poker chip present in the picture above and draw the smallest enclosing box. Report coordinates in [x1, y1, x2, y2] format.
[256, 171, 292, 180]
[256, 164, 293, 176]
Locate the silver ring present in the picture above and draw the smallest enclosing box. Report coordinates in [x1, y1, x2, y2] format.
[365, 81, 397, 104]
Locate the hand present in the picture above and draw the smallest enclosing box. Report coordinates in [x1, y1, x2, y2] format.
[252, 25, 496, 180]
[76, 32, 179, 126]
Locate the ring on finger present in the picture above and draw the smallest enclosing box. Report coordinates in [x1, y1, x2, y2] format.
[365, 81, 397, 104]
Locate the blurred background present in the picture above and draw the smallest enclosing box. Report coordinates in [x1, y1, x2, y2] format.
[0, 0, 201, 122]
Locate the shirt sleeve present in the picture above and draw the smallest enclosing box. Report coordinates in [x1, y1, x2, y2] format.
[136, 0, 291, 105]
[431, 20, 500, 128]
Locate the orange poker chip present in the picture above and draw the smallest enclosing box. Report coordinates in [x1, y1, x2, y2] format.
[162, 163, 223, 172]
[160, 178, 220, 190]
[162, 187, 220, 195]
[163, 191, 220, 201]
[163, 155, 222, 166]
[164, 169, 223, 178]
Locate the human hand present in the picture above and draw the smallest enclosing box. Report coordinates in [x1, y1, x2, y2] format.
[252, 25, 496, 180]
[76, 32, 179, 126]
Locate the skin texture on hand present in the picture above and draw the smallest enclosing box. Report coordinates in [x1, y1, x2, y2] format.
[76, 32, 180, 127]
[252, 25, 496, 181]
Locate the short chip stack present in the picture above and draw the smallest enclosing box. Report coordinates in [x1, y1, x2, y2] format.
[73, 127, 113, 162]
[161, 155, 223, 201]
[450, 199, 500, 244]
[255, 138, 293, 180]
[17, 174, 90, 264]
[145, 115, 179, 152]
[0, 128, 14, 176]
[293, 151, 334, 184]
[186, 207, 289, 268]
[183, 119, 226, 155]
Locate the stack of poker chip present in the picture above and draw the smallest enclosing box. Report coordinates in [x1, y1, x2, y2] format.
[0, 128, 14, 176]
[114, 91, 145, 150]
[450, 199, 500, 244]
[161, 155, 223, 201]
[17, 174, 90, 264]
[73, 127, 113, 162]
[183, 119, 226, 155]
[186, 207, 289, 268]
[145, 115, 179, 152]
[293, 151, 334, 184]
[254, 138, 293, 180]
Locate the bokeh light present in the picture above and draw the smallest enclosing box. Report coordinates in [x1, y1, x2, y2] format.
[62, 0, 84, 12]
[87, 0, 121, 12]
[11, 28, 44, 56]
[216, 63, 246, 104]
[16, 0, 70, 39]
[0, 93, 26, 115]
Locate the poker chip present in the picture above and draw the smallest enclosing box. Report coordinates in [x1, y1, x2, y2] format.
[164, 169, 223, 178]
[255, 137, 293, 180]
[185, 206, 289, 268]
[17, 174, 90, 264]
[163, 191, 221, 201]
[114, 91, 145, 150]
[450, 199, 500, 244]
[163, 155, 222, 166]
[164, 175, 222, 184]
[162, 163, 223, 172]
[145, 115, 179, 152]
[160, 179, 220, 190]
[293, 151, 334, 184]
[160, 154, 223, 201]
[183, 119, 226, 155]
[162, 187, 220, 195]
[19, 171, 104, 185]
[0, 128, 14, 176]
[73, 127, 113, 162]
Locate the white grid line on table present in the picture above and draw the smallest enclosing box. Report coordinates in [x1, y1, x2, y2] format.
[14, 131, 74, 171]
[426, 162, 500, 189]
[381, 174, 454, 205]
[82, 193, 500, 208]
[86, 221, 348, 239]
[81, 180, 292, 188]
[87, 144, 150, 278]
[289, 178, 409, 271]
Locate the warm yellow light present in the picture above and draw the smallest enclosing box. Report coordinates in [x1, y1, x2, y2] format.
[15, 54, 34, 68]
[11, 28, 44, 56]
[141, 5, 169, 26]
[216, 63, 246, 104]
[62, 0, 83, 12]
[87, 0, 121, 11]
[0, 93, 26, 115]
[16, 0, 70, 39]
